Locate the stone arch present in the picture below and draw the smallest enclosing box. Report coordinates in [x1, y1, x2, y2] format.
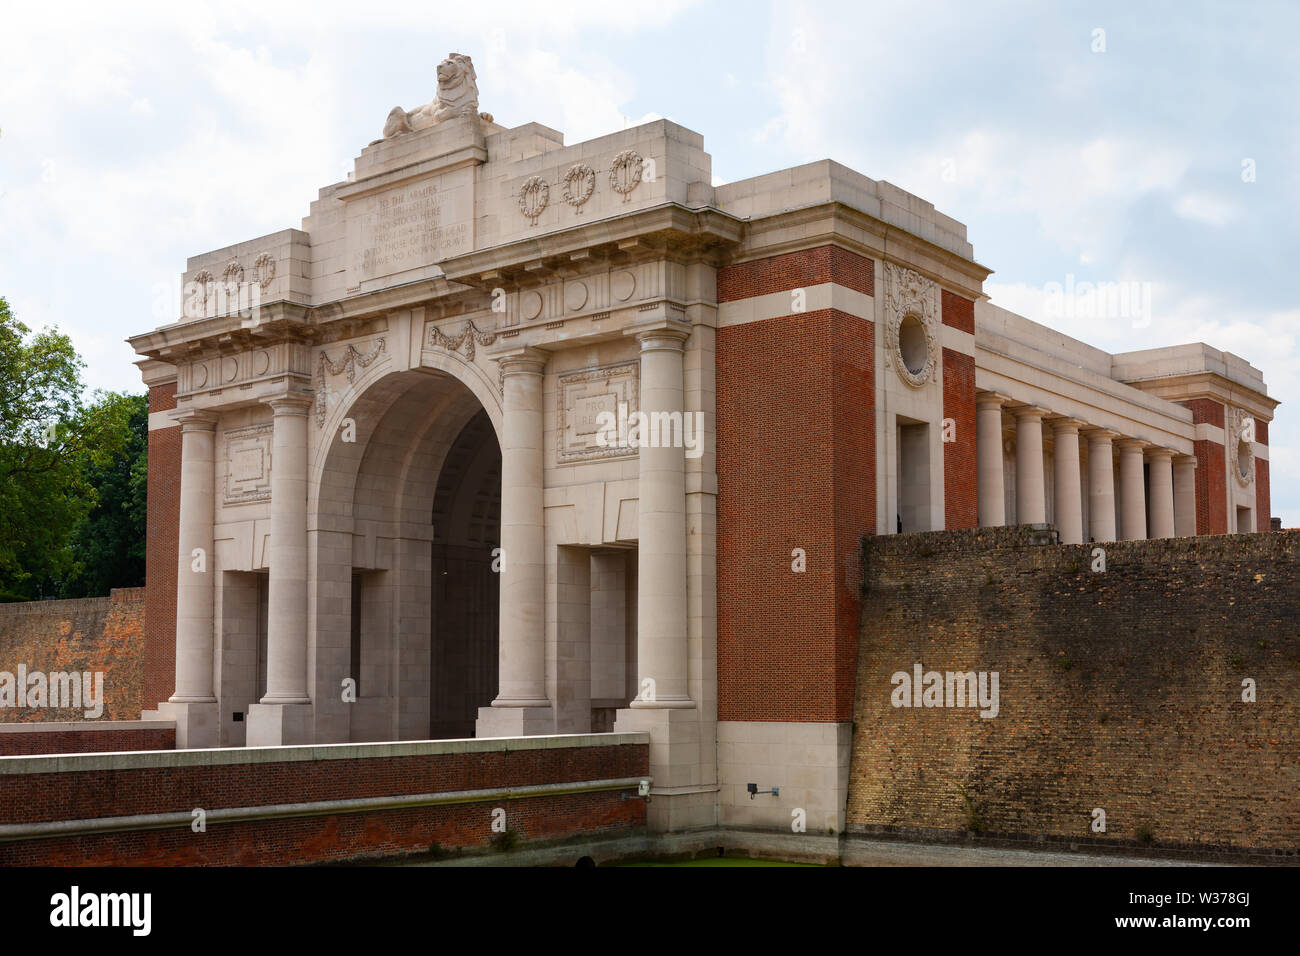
[308, 360, 502, 743]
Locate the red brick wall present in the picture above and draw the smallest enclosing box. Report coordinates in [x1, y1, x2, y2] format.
[717, 245, 874, 301]
[0, 741, 647, 866]
[942, 347, 977, 530]
[940, 289, 974, 334]
[716, 284, 874, 723]
[0, 725, 174, 756]
[144, 383, 180, 708]
[1256, 420, 1271, 529]
[1181, 399, 1227, 535]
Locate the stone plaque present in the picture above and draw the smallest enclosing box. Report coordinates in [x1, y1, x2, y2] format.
[347, 167, 473, 285]
[224, 424, 273, 505]
[557, 362, 639, 464]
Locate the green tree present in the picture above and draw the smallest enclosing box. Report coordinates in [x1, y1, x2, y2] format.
[0, 297, 141, 601]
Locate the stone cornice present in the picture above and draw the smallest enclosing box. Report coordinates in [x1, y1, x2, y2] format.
[1124, 370, 1280, 419]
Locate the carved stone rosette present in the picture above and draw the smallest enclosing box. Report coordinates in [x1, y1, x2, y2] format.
[884, 261, 940, 388]
[1231, 406, 1255, 487]
[518, 175, 549, 225]
[314, 338, 387, 426]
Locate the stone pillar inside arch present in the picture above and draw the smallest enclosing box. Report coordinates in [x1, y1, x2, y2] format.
[1085, 428, 1119, 543]
[147, 408, 220, 748]
[1050, 418, 1086, 545]
[1173, 454, 1198, 537]
[476, 347, 553, 737]
[976, 392, 1009, 527]
[247, 393, 315, 746]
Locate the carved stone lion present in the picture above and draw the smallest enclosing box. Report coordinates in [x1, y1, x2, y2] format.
[379, 53, 493, 140]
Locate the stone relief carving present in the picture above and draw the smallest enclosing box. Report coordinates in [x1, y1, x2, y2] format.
[884, 261, 940, 389]
[518, 175, 549, 226]
[314, 338, 387, 427]
[378, 53, 493, 141]
[224, 424, 273, 505]
[557, 361, 640, 464]
[253, 253, 276, 290]
[561, 163, 596, 213]
[426, 316, 497, 360]
[1231, 406, 1255, 487]
[609, 150, 643, 201]
[222, 260, 244, 287]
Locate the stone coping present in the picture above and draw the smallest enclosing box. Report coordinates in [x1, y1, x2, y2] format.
[0, 732, 650, 775]
[0, 720, 174, 734]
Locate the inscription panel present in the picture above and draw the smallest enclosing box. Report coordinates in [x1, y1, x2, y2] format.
[347, 167, 473, 286]
[224, 424, 273, 505]
[557, 362, 639, 464]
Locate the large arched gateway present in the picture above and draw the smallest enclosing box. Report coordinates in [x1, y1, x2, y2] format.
[129, 54, 1274, 834]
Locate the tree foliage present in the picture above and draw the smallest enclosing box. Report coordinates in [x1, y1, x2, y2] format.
[0, 297, 147, 601]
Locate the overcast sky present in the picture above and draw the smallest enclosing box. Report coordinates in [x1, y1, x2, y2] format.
[1, 0, 1295, 523]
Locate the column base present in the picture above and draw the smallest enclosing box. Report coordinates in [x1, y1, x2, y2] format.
[145, 700, 219, 749]
[614, 706, 713, 832]
[475, 704, 555, 738]
[246, 702, 314, 747]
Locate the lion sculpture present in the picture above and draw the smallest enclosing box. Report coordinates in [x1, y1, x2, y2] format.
[379, 53, 493, 140]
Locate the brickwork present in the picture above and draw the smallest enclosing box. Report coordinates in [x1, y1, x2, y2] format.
[717, 244, 874, 302]
[0, 588, 146, 722]
[1256, 419, 1271, 527]
[847, 526, 1300, 857]
[941, 348, 977, 530]
[1182, 398, 1226, 430]
[716, 301, 873, 722]
[940, 289, 975, 334]
[0, 740, 648, 865]
[0, 725, 174, 756]
[1193, 439, 1228, 535]
[144, 382, 180, 707]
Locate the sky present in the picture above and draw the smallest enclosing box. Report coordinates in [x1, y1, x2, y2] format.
[1, 0, 1296, 524]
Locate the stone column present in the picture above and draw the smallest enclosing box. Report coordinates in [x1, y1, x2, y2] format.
[976, 393, 1009, 527]
[1117, 438, 1149, 541]
[154, 408, 220, 748]
[1014, 406, 1049, 526]
[631, 326, 692, 708]
[1051, 419, 1086, 544]
[247, 394, 315, 746]
[1147, 448, 1176, 539]
[1085, 429, 1118, 542]
[477, 348, 553, 737]
[171, 410, 218, 703]
[1173, 454, 1198, 537]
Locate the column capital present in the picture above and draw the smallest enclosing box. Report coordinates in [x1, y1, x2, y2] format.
[1083, 427, 1120, 443]
[634, 326, 691, 352]
[495, 346, 548, 377]
[1145, 446, 1177, 461]
[1115, 436, 1151, 452]
[262, 393, 314, 416]
[1010, 404, 1051, 422]
[1174, 453, 1199, 469]
[170, 407, 218, 431]
[1047, 416, 1089, 433]
[976, 390, 1014, 408]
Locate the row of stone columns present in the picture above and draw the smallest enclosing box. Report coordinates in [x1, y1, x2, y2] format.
[977, 392, 1197, 544]
[170, 395, 313, 729]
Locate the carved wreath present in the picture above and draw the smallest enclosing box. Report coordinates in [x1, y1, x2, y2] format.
[518, 175, 549, 225]
[609, 151, 643, 201]
[562, 163, 596, 212]
[1231, 407, 1255, 487]
[314, 338, 387, 427]
[253, 253, 276, 290]
[884, 262, 939, 388]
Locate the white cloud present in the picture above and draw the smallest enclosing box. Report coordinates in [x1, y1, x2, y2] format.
[1173, 192, 1240, 226]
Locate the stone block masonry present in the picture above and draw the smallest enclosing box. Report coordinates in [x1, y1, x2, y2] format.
[848, 526, 1299, 859]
